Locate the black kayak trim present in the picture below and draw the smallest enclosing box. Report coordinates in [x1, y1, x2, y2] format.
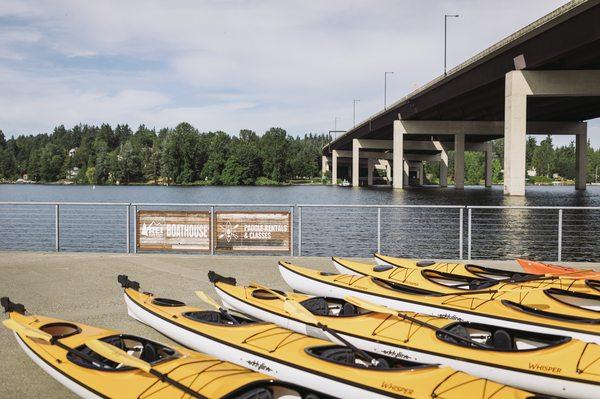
[214, 284, 599, 387]
[279, 262, 600, 337]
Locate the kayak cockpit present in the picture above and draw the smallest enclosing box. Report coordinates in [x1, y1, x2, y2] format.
[587, 279, 600, 292]
[371, 277, 443, 296]
[421, 270, 499, 291]
[229, 384, 329, 399]
[306, 345, 432, 370]
[544, 288, 600, 313]
[502, 299, 600, 324]
[437, 322, 571, 352]
[39, 322, 81, 339]
[68, 334, 178, 370]
[464, 264, 535, 281]
[299, 297, 369, 317]
[184, 310, 257, 325]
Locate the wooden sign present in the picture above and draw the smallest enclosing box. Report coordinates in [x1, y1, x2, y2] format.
[137, 211, 210, 251]
[215, 211, 291, 252]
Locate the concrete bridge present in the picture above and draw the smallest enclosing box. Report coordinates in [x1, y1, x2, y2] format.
[323, 0, 600, 195]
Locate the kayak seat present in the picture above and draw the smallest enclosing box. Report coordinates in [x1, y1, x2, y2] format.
[341, 302, 357, 316]
[232, 387, 272, 399]
[184, 310, 256, 325]
[492, 330, 514, 351]
[468, 279, 498, 290]
[140, 343, 157, 363]
[320, 347, 355, 364]
[443, 324, 471, 346]
[301, 297, 329, 316]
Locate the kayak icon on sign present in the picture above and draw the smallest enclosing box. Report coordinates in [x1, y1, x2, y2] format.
[140, 221, 163, 237]
[218, 221, 239, 242]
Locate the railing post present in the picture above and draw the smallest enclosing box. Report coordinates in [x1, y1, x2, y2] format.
[558, 209, 563, 262]
[290, 206, 294, 256]
[210, 206, 215, 255]
[298, 206, 302, 256]
[467, 208, 472, 260]
[126, 205, 130, 253]
[132, 205, 137, 254]
[55, 204, 60, 252]
[377, 207, 381, 254]
[459, 208, 464, 260]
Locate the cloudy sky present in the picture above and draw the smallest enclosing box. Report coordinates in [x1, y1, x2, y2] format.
[0, 0, 597, 145]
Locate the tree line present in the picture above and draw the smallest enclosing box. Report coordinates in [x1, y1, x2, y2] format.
[1, 125, 599, 185]
[0, 123, 330, 185]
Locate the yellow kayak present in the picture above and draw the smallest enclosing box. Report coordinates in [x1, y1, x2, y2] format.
[373, 254, 539, 280]
[1, 297, 320, 399]
[212, 276, 600, 399]
[279, 261, 600, 344]
[336, 256, 591, 293]
[119, 275, 539, 399]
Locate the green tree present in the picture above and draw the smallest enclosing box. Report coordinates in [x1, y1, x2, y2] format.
[532, 135, 555, 177]
[201, 131, 231, 184]
[116, 141, 143, 183]
[220, 130, 262, 185]
[260, 127, 290, 182]
[525, 136, 537, 172]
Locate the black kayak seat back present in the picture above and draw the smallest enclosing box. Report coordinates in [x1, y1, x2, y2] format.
[492, 330, 514, 351]
[234, 388, 272, 399]
[341, 302, 357, 316]
[373, 264, 394, 272]
[301, 297, 329, 316]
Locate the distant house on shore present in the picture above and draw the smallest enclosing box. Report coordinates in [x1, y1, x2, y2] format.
[68, 167, 79, 179]
[68, 148, 77, 157]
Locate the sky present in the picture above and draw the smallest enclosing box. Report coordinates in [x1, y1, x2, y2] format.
[0, 0, 597, 146]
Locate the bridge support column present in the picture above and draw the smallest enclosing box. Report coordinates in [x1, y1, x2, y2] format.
[367, 159, 374, 186]
[321, 156, 330, 176]
[418, 162, 424, 185]
[504, 72, 527, 196]
[454, 134, 465, 189]
[440, 147, 448, 188]
[485, 142, 493, 188]
[386, 162, 392, 183]
[576, 131, 587, 190]
[352, 139, 360, 186]
[504, 70, 600, 195]
[392, 120, 404, 189]
[331, 150, 338, 185]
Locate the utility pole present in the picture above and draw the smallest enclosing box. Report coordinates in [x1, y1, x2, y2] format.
[353, 99, 360, 127]
[444, 14, 459, 75]
[384, 72, 394, 109]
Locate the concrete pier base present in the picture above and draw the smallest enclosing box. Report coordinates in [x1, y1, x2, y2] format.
[454, 134, 465, 189]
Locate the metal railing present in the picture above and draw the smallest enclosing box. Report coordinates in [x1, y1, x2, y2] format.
[1, 201, 599, 261]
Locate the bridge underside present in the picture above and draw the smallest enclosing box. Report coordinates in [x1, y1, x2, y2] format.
[324, 2, 600, 195]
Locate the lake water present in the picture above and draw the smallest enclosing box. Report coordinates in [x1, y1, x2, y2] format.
[1, 184, 599, 261]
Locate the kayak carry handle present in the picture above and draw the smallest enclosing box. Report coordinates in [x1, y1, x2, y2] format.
[1, 297, 26, 315]
[208, 271, 237, 286]
[117, 275, 140, 291]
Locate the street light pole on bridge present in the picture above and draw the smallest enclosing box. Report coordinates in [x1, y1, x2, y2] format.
[353, 99, 360, 127]
[444, 14, 459, 76]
